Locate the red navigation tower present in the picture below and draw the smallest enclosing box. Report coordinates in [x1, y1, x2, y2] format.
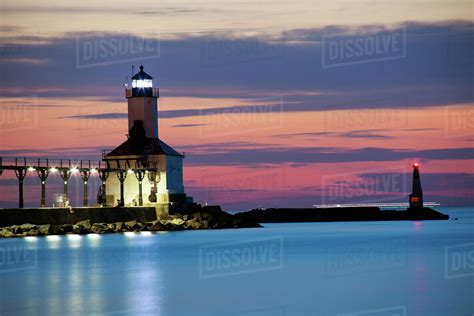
[409, 162, 423, 209]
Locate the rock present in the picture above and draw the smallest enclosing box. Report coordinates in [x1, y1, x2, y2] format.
[124, 220, 137, 230]
[114, 222, 124, 232]
[20, 223, 37, 232]
[170, 218, 185, 226]
[26, 229, 40, 237]
[76, 220, 91, 230]
[158, 219, 174, 230]
[184, 218, 201, 229]
[192, 212, 202, 221]
[0, 229, 15, 238]
[51, 225, 61, 235]
[182, 215, 188, 221]
[135, 222, 145, 231]
[91, 223, 108, 234]
[124, 220, 144, 232]
[72, 224, 83, 234]
[38, 224, 51, 235]
[223, 217, 234, 228]
[148, 220, 165, 231]
[107, 223, 116, 231]
[62, 224, 74, 233]
[11, 225, 22, 234]
[157, 219, 184, 231]
[50, 224, 73, 235]
[168, 215, 184, 222]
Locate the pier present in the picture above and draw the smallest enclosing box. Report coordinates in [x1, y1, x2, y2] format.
[0, 156, 157, 208]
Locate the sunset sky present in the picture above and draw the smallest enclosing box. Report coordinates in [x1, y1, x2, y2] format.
[0, 0, 472, 209]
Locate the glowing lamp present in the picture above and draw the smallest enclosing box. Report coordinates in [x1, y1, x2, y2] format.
[70, 167, 79, 173]
[132, 79, 152, 88]
[27, 167, 36, 172]
[131, 65, 153, 89]
[50, 167, 58, 173]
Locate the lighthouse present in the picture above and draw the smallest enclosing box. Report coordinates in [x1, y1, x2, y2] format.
[127, 65, 159, 138]
[102, 65, 186, 214]
[408, 162, 423, 209]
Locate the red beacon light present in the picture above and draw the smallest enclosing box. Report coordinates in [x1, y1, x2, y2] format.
[413, 162, 419, 167]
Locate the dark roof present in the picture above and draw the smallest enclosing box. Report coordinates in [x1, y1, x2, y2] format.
[105, 138, 182, 158]
[131, 65, 153, 80]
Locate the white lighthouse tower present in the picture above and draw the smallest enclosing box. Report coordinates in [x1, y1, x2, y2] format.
[127, 65, 159, 138]
[103, 65, 186, 215]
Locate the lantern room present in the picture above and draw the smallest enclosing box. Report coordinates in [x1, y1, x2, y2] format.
[129, 65, 155, 97]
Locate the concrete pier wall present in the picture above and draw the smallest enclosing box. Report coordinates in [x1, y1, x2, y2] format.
[0, 207, 158, 227]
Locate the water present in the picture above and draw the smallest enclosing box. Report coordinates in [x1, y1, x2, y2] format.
[0, 207, 473, 316]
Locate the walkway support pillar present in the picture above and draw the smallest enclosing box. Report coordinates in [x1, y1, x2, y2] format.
[81, 170, 91, 207]
[14, 169, 27, 208]
[37, 169, 49, 207]
[135, 170, 145, 206]
[98, 170, 109, 206]
[60, 170, 71, 206]
[117, 171, 127, 207]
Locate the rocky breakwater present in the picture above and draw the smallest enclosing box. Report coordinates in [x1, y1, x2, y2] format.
[0, 206, 262, 238]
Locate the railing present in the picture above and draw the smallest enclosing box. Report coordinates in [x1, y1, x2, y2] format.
[0, 156, 156, 173]
[125, 88, 159, 98]
[0, 157, 103, 169]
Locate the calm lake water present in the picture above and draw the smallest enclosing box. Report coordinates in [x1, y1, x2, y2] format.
[0, 207, 473, 316]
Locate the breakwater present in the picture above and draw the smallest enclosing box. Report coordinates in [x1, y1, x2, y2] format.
[234, 207, 449, 223]
[0, 205, 262, 238]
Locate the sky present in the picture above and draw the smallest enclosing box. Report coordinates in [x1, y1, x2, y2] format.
[0, 0, 472, 209]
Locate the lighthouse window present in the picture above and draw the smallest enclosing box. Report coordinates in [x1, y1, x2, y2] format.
[132, 79, 152, 88]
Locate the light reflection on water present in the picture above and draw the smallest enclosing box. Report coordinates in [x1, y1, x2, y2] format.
[413, 220, 423, 233]
[0, 208, 472, 315]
